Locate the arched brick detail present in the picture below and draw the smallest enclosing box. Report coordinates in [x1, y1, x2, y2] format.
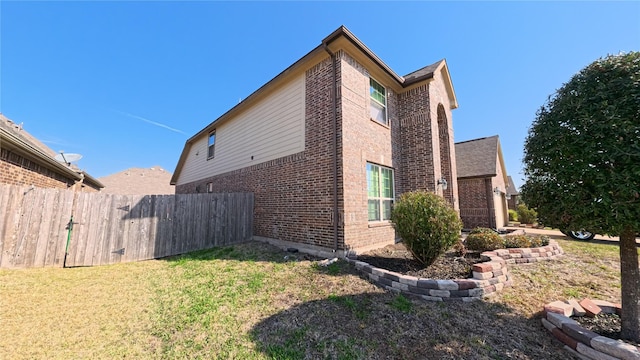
[437, 104, 454, 206]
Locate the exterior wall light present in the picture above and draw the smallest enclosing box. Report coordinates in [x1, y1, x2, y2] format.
[437, 177, 448, 190]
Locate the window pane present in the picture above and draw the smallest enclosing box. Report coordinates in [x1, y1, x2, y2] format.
[381, 168, 393, 198]
[370, 102, 387, 124]
[208, 132, 216, 146]
[367, 164, 379, 197]
[382, 200, 393, 220]
[368, 200, 380, 221]
[370, 79, 386, 106]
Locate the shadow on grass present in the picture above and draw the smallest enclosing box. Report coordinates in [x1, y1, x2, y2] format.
[161, 241, 323, 265]
[157, 241, 571, 359]
[249, 292, 568, 360]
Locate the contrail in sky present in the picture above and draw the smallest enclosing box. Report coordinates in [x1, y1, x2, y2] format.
[112, 109, 186, 135]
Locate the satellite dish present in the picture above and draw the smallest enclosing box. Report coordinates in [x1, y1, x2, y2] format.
[55, 152, 83, 165]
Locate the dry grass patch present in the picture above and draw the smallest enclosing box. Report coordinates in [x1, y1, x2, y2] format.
[0, 236, 630, 359]
[0, 260, 163, 359]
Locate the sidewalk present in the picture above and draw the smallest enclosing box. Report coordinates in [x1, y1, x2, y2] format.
[505, 227, 640, 245]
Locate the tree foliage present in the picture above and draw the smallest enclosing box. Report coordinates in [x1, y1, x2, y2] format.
[521, 52, 640, 342]
[391, 191, 462, 266]
[521, 52, 640, 234]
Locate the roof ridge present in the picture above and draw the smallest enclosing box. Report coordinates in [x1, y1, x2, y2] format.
[454, 134, 499, 145]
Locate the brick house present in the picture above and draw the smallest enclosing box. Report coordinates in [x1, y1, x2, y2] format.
[171, 26, 459, 256]
[0, 114, 103, 191]
[455, 135, 510, 230]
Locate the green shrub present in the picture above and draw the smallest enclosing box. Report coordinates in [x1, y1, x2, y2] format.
[504, 234, 550, 248]
[508, 209, 518, 222]
[469, 227, 496, 235]
[504, 234, 532, 248]
[391, 191, 463, 266]
[453, 240, 467, 257]
[531, 235, 550, 247]
[517, 204, 538, 224]
[465, 228, 504, 251]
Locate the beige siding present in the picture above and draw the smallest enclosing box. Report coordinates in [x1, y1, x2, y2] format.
[176, 75, 305, 185]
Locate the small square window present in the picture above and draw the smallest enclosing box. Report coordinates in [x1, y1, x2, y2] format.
[207, 131, 216, 159]
[206, 182, 213, 193]
[370, 78, 387, 125]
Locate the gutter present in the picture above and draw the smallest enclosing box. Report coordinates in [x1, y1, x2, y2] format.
[323, 44, 340, 253]
[1, 128, 104, 189]
[0, 128, 82, 181]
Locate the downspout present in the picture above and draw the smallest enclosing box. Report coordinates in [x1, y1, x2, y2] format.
[323, 44, 339, 252]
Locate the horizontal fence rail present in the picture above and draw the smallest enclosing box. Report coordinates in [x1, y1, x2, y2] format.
[0, 185, 254, 269]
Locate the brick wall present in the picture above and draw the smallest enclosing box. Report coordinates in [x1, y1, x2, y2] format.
[1, 148, 73, 189]
[397, 84, 435, 194]
[429, 69, 459, 211]
[437, 105, 455, 207]
[458, 177, 494, 229]
[339, 51, 399, 252]
[507, 196, 518, 211]
[176, 56, 344, 250]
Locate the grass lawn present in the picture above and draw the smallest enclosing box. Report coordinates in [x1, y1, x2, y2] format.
[0, 235, 633, 359]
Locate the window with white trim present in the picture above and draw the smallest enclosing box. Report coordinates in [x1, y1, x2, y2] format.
[370, 78, 387, 125]
[367, 163, 394, 221]
[207, 130, 216, 159]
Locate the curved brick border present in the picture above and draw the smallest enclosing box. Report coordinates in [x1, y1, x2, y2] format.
[346, 240, 564, 301]
[542, 299, 640, 359]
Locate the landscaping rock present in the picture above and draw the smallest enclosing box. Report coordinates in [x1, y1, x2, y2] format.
[580, 298, 603, 317]
[545, 300, 574, 317]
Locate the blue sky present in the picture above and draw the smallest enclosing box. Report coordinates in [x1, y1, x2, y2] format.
[1, 1, 638, 189]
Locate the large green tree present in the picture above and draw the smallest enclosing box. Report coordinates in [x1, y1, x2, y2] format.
[521, 52, 640, 342]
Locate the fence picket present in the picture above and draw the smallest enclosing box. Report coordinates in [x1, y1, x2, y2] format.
[0, 185, 253, 269]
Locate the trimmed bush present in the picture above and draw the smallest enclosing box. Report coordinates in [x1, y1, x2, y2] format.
[508, 209, 518, 222]
[530, 235, 550, 247]
[503, 234, 550, 248]
[391, 191, 463, 266]
[517, 204, 538, 224]
[465, 227, 504, 251]
[503, 234, 532, 248]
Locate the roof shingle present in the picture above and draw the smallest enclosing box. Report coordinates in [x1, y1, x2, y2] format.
[455, 135, 500, 178]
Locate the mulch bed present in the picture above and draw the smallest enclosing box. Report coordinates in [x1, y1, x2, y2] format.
[358, 242, 640, 348]
[357, 242, 484, 280]
[574, 313, 640, 347]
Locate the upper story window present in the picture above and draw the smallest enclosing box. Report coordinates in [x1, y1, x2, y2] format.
[367, 162, 394, 221]
[370, 78, 387, 125]
[207, 130, 216, 159]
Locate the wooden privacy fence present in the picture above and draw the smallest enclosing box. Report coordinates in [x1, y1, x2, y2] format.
[0, 184, 254, 269]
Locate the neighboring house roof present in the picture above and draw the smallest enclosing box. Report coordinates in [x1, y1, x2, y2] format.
[506, 176, 519, 196]
[171, 25, 458, 185]
[99, 166, 175, 195]
[0, 113, 104, 189]
[455, 135, 508, 184]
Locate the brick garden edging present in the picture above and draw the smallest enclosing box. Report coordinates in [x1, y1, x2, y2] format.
[542, 298, 640, 360]
[346, 240, 564, 302]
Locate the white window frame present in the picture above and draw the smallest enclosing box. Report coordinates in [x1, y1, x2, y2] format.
[369, 78, 388, 125]
[207, 130, 216, 159]
[367, 162, 395, 221]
